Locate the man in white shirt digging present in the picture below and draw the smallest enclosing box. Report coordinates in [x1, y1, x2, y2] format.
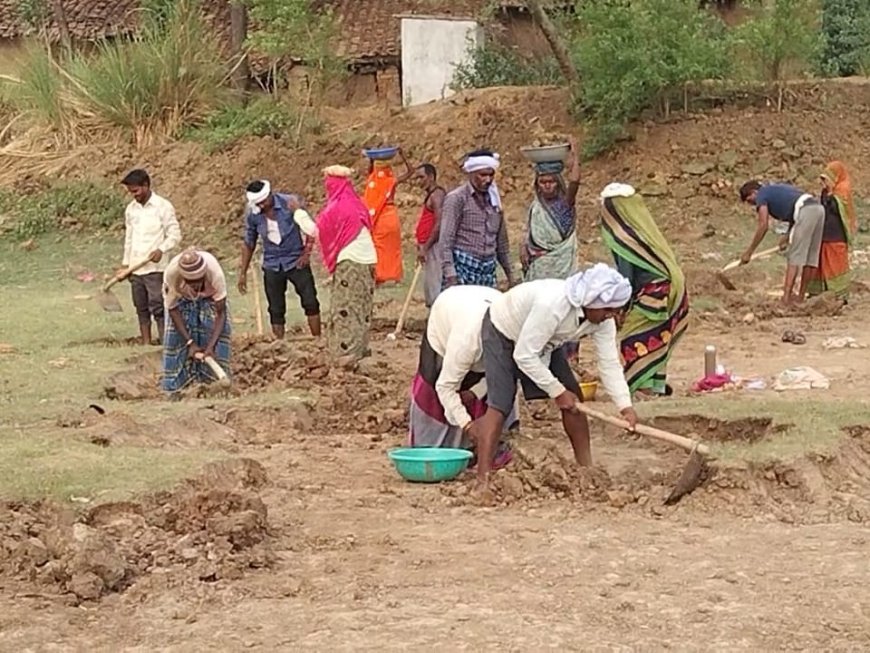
[119, 169, 182, 345]
[474, 263, 639, 483]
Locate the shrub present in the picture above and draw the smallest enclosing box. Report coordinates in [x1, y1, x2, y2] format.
[572, 0, 731, 156]
[187, 99, 301, 152]
[1, 0, 228, 145]
[0, 182, 120, 241]
[817, 0, 870, 76]
[244, 0, 344, 98]
[452, 42, 562, 90]
[731, 0, 822, 85]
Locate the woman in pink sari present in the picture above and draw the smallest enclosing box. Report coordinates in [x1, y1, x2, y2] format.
[316, 166, 378, 363]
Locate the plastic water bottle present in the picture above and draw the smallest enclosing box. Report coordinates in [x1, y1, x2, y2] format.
[704, 345, 717, 378]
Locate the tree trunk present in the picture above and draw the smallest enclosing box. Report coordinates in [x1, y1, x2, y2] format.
[230, 1, 250, 95]
[526, 0, 579, 84]
[50, 0, 71, 53]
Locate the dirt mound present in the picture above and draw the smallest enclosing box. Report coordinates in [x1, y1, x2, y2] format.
[0, 459, 273, 602]
[433, 420, 870, 522]
[233, 336, 328, 390]
[649, 415, 787, 443]
[662, 425, 870, 523]
[104, 352, 163, 401]
[439, 439, 676, 509]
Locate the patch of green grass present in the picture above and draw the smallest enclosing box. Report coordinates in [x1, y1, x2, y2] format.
[0, 236, 222, 501]
[0, 181, 122, 241]
[186, 98, 305, 153]
[0, 429, 217, 501]
[638, 395, 865, 463]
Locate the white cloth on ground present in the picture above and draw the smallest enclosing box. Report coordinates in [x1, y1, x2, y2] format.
[428, 285, 503, 429]
[489, 279, 632, 409]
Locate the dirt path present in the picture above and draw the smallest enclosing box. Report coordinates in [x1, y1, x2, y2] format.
[2, 481, 868, 649]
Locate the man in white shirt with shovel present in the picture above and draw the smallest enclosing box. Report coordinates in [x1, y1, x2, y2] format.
[472, 263, 639, 485]
[118, 169, 182, 345]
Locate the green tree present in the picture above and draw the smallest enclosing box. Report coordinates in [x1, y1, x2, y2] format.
[243, 0, 341, 99]
[818, 0, 870, 76]
[732, 0, 822, 109]
[573, 0, 730, 155]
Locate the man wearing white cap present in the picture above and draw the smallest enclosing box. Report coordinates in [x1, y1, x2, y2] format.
[239, 180, 321, 339]
[472, 263, 639, 483]
[439, 149, 515, 289]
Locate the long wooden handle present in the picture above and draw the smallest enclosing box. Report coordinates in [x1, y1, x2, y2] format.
[393, 264, 422, 336]
[250, 269, 265, 336]
[203, 355, 229, 382]
[575, 402, 710, 456]
[721, 246, 780, 273]
[102, 257, 154, 292]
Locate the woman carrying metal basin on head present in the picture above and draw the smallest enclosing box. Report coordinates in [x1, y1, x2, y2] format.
[519, 139, 582, 359]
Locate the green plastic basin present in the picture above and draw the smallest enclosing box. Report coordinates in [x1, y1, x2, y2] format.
[387, 447, 473, 483]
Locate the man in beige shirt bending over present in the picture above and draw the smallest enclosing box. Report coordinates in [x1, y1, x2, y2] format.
[119, 168, 182, 345]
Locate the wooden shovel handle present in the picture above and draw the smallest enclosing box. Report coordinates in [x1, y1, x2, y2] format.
[203, 355, 228, 381]
[720, 246, 780, 273]
[392, 264, 422, 337]
[102, 257, 154, 292]
[574, 402, 710, 456]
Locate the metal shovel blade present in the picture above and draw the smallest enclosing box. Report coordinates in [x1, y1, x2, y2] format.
[716, 271, 737, 291]
[664, 447, 708, 505]
[97, 289, 123, 312]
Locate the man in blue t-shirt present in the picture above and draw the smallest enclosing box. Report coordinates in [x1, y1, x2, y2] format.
[239, 180, 321, 339]
[739, 180, 825, 304]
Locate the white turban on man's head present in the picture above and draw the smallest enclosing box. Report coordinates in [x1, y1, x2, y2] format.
[463, 153, 500, 174]
[246, 180, 271, 214]
[462, 151, 502, 209]
[565, 263, 633, 309]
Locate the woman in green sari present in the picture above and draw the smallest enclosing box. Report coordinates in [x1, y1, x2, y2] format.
[520, 143, 580, 281]
[599, 183, 689, 396]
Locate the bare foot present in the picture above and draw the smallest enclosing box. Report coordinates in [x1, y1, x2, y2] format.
[471, 480, 497, 507]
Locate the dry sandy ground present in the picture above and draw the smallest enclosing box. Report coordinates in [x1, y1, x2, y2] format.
[3, 82, 870, 650]
[2, 307, 870, 651]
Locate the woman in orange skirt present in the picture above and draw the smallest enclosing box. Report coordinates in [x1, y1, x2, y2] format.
[805, 161, 856, 302]
[363, 147, 414, 285]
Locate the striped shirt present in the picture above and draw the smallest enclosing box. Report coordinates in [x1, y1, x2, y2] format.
[439, 182, 512, 280]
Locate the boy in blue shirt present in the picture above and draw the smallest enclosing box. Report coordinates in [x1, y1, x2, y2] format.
[739, 180, 825, 304]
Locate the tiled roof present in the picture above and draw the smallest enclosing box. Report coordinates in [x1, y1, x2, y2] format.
[0, 0, 558, 63]
[0, 0, 139, 39]
[326, 0, 488, 63]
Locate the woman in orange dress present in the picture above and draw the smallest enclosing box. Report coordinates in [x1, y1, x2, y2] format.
[805, 161, 856, 301]
[362, 147, 414, 285]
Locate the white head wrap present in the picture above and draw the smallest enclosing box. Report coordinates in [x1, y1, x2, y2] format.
[323, 165, 354, 178]
[564, 263, 633, 309]
[246, 180, 271, 214]
[600, 182, 636, 201]
[463, 152, 502, 209]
